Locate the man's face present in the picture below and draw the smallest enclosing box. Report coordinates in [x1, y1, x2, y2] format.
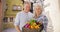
[24, 3, 30, 13]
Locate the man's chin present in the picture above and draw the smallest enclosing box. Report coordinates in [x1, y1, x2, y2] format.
[26, 11, 29, 13]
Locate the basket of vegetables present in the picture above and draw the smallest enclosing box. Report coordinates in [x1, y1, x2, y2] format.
[22, 19, 43, 32]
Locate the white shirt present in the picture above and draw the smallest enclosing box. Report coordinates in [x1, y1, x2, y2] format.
[14, 11, 33, 30]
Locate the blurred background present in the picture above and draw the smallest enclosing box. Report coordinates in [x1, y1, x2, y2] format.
[0, 0, 60, 32]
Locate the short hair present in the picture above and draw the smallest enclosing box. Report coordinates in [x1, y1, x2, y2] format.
[23, 1, 31, 9]
[24, 1, 31, 6]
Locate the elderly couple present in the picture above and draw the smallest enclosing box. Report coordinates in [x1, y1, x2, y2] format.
[14, 2, 48, 32]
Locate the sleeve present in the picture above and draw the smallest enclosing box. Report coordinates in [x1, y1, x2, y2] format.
[43, 16, 48, 32]
[14, 13, 20, 26]
[43, 16, 48, 24]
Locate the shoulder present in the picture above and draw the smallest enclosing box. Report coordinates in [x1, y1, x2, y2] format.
[39, 14, 48, 20]
[41, 14, 47, 17]
[41, 14, 48, 21]
[28, 12, 34, 16]
[16, 11, 23, 15]
[28, 12, 34, 17]
[28, 12, 33, 15]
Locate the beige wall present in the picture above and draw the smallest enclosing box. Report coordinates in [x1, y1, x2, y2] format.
[2, 0, 23, 29]
[59, 0, 60, 9]
[5, 0, 23, 17]
[44, 0, 60, 32]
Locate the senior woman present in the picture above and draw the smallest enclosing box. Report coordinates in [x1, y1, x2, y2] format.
[33, 3, 48, 32]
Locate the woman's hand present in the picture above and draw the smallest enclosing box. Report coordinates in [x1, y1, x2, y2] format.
[39, 21, 43, 24]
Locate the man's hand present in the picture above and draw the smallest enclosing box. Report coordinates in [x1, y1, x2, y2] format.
[15, 26, 21, 32]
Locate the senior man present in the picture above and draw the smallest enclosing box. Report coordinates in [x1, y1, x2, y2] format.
[14, 2, 33, 32]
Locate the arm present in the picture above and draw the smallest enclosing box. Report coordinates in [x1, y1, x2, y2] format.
[43, 16, 48, 32]
[14, 13, 21, 32]
[15, 26, 21, 32]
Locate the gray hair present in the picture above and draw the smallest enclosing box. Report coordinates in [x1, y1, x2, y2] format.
[24, 1, 31, 8]
[33, 3, 43, 10]
[33, 3, 43, 15]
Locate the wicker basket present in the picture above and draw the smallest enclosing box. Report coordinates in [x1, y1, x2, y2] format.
[22, 25, 43, 32]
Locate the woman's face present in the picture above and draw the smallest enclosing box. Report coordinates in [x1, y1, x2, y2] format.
[35, 6, 42, 15]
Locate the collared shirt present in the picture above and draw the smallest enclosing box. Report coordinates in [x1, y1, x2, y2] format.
[14, 11, 33, 30]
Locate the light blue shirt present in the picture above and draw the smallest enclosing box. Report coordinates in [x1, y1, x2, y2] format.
[14, 11, 33, 30]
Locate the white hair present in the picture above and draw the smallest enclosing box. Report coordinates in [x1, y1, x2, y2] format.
[24, 1, 31, 9]
[33, 3, 43, 15]
[33, 3, 43, 10]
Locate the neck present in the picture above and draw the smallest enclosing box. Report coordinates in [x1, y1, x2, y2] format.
[23, 10, 29, 13]
[35, 13, 42, 18]
[24, 9, 30, 13]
